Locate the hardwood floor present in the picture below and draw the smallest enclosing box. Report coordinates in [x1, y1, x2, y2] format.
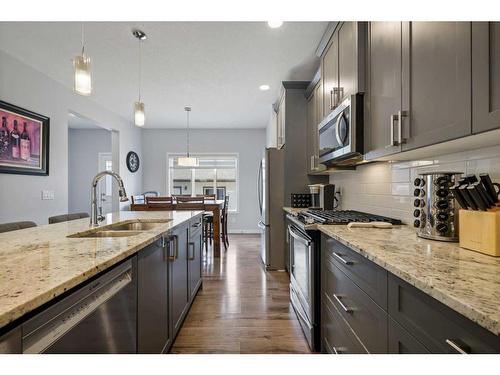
[170, 234, 311, 354]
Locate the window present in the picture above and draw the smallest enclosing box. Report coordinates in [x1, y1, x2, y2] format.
[167, 153, 238, 212]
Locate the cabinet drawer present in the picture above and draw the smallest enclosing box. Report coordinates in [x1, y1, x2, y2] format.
[323, 236, 387, 308]
[323, 257, 388, 353]
[388, 317, 429, 354]
[388, 274, 500, 353]
[322, 299, 367, 354]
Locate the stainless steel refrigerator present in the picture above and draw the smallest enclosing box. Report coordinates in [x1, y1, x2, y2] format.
[258, 148, 286, 270]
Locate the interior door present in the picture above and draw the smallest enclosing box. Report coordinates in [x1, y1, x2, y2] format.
[98, 152, 113, 214]
[402, 22, 472, 151]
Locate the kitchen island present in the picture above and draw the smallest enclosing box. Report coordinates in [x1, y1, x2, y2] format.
[0, 210, 204, 353]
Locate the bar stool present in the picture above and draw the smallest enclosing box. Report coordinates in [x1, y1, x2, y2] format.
[48, 212, 89, 224]
[0, 221, 37, 233]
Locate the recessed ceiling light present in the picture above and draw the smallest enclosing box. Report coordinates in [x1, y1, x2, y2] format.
[259, 84, 270, 91]
[267, 21, 283, 29]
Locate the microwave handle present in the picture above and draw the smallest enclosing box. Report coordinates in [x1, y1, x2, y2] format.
[335, 111, 344, 146]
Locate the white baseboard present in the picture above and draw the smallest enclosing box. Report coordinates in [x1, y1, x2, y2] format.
[228, 229, 260, 234]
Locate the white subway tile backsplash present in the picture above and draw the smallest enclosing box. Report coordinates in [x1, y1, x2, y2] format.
[330, 145, 500, 224]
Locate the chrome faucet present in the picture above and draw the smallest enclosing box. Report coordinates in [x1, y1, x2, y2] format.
[90, 171, 129, 227]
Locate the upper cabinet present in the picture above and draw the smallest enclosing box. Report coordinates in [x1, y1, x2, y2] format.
[321, 22, 366, 119]
[402, 22, 471, 151]
[365, 22, 472, 159]
[472, 22, 500, 134]
[306, 70, 324, 174]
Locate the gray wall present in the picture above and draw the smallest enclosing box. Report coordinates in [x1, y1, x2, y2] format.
[0, 49, 143, 225]
[68, 129, 111, 214]
[142, 128, 266, 232]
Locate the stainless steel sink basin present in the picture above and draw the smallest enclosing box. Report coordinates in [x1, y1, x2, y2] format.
[110, 221, 168, 231]
[68, 230, 143, 238]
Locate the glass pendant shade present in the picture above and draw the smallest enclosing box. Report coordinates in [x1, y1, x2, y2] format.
[178, 156, 199, 167]
[73, 54, 92, 96]
[134, 101, 145, 127]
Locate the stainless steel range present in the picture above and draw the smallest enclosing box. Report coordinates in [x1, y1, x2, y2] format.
[286, 209, 401, 352]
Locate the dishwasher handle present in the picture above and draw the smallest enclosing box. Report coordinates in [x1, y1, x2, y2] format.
[22, 260, 133, 354]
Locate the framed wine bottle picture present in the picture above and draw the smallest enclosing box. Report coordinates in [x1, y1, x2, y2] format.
[0, 100, 49, 176]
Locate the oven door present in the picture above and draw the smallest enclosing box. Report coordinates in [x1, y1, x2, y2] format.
[288, 224, 314, 323]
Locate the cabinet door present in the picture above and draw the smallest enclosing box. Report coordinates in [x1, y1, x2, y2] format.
[365, 22, 403, 160]
[138, 240, 170, 353]
[306, 93, 315, 173]
[402, 22, 472, 151]
[338, 22, 358, 102]
[322, 32, 339, 117]
[170, 224, 189, 337]
[0, 327, 22, 354]
[472, 22, 500, 133]
[188, 220, 203, 301]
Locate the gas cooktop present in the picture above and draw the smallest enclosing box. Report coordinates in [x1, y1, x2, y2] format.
[299, 210, 402, 225]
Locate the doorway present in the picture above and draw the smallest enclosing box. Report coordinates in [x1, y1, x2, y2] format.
[68, 112, 115, 215]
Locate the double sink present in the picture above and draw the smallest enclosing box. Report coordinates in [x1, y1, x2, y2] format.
[68, 220, 172, 238]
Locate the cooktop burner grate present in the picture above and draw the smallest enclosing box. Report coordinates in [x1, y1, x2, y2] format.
[303, 210, 402, 225]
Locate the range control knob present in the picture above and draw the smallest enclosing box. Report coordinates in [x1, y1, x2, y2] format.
[436, 222, 448, 233]
[435, 200, 449, 210]
[413, 219, 421, 228]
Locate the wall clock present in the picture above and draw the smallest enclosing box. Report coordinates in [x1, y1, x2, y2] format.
[126, 151, 140, 173]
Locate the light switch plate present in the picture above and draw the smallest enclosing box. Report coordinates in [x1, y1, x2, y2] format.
[41, 190, 55, 200]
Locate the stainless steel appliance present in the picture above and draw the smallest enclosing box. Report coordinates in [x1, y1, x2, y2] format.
[286, 214, 320, 352]
[308, 184, 336, 210]
[318, 94, 364, 166]
[303, 209, 402, 225]
[258, 148, 286, 270]
[22, 258, 137, 353]
[413, 172, 463, 242]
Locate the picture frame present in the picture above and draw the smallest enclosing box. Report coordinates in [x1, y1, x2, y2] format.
[0, 100, 50, 176]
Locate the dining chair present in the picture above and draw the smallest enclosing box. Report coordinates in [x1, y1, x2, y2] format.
[146, 196, 173, 210]
[131, 195, 145, 204]
[0, 221, 37, 233]
[143, 191, 159, 198]
[48, 212, 89, 224]
[221, 195, 230, 250]
[197, 194, 216, 201]
[175, 196, 205, 210]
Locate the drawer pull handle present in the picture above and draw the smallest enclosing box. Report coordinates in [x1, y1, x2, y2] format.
[445, 339, 470, 354]
[332, 346, 342, 354]
[333, 252, 353, 265]
[333, 294, 353, 313]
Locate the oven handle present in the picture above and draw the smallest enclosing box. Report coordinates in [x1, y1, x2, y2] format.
[288, 225, 312, 246]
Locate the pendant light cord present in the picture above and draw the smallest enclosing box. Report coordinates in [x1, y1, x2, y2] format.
[138, 39, 142, 102]
[186, 109, 190, 157]
[81, 23, 85, 55]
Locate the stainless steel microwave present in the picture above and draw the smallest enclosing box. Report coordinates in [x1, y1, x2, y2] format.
[318, 93, 364, 166]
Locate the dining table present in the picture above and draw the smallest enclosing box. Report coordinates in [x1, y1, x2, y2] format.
[130, 199, 225, 257]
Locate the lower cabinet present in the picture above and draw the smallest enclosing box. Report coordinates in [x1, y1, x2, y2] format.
[169, 222, 190, 338]
[320, 234, 500, 354]
[188, 216, 203, 302]
[137, 239, 171, 353]
[0, 327, 22, 354]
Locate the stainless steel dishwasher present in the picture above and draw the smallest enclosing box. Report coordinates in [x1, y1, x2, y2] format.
[22, 258, 137, 354]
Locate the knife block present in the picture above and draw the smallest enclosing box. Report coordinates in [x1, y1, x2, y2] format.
[459, 208, 500, 256]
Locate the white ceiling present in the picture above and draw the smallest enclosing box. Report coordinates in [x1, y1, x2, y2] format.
[0, 22, 327, 129]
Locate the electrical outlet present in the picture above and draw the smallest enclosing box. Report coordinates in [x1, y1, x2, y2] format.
[336, 187, 342, 196]
[41, 190, 55, 200]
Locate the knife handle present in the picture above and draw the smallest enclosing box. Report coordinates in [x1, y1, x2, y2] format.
[450, 185, 468, 209]
[459, 186, 478, 210]
[473, 182, 494, 207]
[479, 174, 500, 203]
[467, 185, 487, 211]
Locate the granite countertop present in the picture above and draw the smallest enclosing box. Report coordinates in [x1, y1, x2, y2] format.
[283, 207, 500, 336]
[0, 210, 202, 330]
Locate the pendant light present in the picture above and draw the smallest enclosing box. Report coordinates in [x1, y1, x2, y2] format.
[73, 23, 92, 96]
[178, 107, 199, 167]
[132, 29, 147, 127]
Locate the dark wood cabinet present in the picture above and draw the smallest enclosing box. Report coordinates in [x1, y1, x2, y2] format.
[169, 222, 189, 338]
[388, 317, 429, 354]
[188, 217, 203, 302]
[472, 22, 500, 134]
[0, 326, 22, 354]
[402, 22, 472, 151]
[388, 274, 500, 354]
[365, 22, 404, 159]
[137, 239, 171, 353]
